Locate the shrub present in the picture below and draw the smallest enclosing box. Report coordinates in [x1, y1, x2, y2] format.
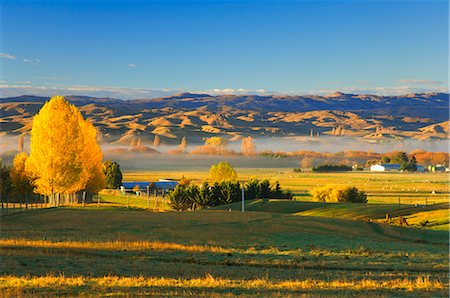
[245, 178, 293, 200]
[310, 185, 367, 203]
[168, 185, 194, 211]
[312, 164, 352, 172]
[193, 182, 214, 207]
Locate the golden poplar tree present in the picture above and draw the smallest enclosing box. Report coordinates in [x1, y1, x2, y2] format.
[27, 96, 84, 196]
[153, 135, 161, 147]
[179, 136, 187, 152]
[70, 114, 105, 194]
[241, 136, 256, 155]
[26, 95, 105, 197]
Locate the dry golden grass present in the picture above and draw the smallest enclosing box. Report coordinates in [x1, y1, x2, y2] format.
[0, 239, 229, 254]
[0, 274, 443, 293]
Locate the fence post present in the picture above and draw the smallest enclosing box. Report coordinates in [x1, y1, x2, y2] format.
[147, 187, 150, 209]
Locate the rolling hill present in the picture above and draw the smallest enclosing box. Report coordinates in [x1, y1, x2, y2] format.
[0, 92, 448, 145]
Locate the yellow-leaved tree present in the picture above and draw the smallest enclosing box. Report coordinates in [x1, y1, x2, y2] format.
[26, 96, 105, 202]
[10, 152, 34, 199]
[70, 114, 105, 194]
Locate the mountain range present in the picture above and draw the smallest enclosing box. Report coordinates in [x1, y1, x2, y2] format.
[0, 92, 448, 146]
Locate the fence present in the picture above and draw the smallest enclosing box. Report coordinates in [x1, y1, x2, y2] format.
[0, 192, 104, 216]
[101, 188, 170, 210]
[0, 194, 49, 216]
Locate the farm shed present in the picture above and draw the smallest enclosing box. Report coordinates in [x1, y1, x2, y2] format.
[370, 164, 401, 172]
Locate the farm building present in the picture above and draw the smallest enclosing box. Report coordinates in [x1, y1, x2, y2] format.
[428, 165, 446, 172]
[416, 165, 426, 172]
[370, 164, 401, 172]
[121, 179, 178, 194]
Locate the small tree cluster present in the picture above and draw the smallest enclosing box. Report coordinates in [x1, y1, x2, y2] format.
[312, 164, 352, 172]
[168, 179, 292, 211]
[310, 185, 367, 203]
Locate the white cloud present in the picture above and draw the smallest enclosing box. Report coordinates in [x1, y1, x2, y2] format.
[0, 84, 177, 99]
[198, 88, 268, 95]
[23, 58, 40, 64]
[0, 83, 447, 99]
[0, 53, 16, 60]
[14, 81, 32, 85]
[398, 79, 442, 86]
[312, 85, 448, 96]
[128, 63, 138, 68]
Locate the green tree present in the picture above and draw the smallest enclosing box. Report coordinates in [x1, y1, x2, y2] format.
[380, 156, 391, 164]
[168, 185, 194, 211]
[208, 161, 238, 182]
[0, 161, 12, 203]
[244, 178, 261, 200]
[390, 152, 408, 164]
[218, 181, 241, 204]
[401, 156, 418, 172]
[193, 181, 214, 207]
[103, 161, 123, 189]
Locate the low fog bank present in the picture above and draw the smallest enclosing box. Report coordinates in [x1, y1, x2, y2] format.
[248, 137, 449, 154]
[110, 154, 299, 171]
[1, 135, 448, 170]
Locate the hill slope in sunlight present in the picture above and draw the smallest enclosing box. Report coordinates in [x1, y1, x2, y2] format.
[1, 92, 448, 145]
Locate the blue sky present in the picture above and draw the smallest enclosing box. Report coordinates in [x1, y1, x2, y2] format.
[0, 0, 448, 98]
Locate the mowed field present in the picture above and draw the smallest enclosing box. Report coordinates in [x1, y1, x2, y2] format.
[1, 170, 448, 296]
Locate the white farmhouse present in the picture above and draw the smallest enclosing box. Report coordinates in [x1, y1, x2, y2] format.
[370, 164, 401, 172]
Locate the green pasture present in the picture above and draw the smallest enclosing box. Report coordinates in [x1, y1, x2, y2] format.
[0, 206, 448, 296]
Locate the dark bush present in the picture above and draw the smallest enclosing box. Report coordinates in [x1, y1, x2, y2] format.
[312, 164, 352, 172]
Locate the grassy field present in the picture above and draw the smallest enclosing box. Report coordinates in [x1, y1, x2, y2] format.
[123, 170, 450, 205]
[1, 170, 448, 296]
[1, 206, 448, 296]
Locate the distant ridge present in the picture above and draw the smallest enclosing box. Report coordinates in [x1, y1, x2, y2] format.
[1, 92, 448, 144]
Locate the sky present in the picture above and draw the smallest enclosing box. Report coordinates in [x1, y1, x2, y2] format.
[0, 0, 448, 99]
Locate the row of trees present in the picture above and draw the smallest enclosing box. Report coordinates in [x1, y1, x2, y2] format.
[168, 179, 293, 211]
[312, 164, 352, 172]
[368, 151, 418, 171]
[168, 161, 292, 210]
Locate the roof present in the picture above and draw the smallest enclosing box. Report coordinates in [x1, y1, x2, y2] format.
[371, 164, 401, 169]
[122, 181, 178, 190]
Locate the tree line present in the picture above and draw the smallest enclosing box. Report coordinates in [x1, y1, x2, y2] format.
[168, 162, 292, 211]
